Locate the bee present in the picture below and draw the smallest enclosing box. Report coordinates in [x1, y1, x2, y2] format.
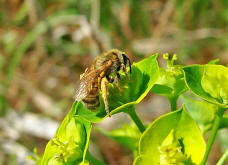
[75, 49, 131, 116]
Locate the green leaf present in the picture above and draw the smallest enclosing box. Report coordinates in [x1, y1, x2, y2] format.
[75, 54, 160, 123]
[85, 152, 106, 165]
[134, 106, 206, 165]
[151, 84, 173, 96]
[151, 66, 188, 100]
[183, 64, 228, 108]
[40, 103, 92, 165]
[151, 54, 188, 111]
[180, 93, 218, 134]
[97, 123, 141, 151]
[208, 58, 219, 64]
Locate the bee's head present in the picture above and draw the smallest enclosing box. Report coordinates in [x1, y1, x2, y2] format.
[110, 49, 131, 73]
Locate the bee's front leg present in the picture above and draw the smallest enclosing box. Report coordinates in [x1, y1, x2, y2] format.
[114, 73, 122, 92]
[106, 75, 114, 83]
[101, 77, 110, 117]
[121, 64, 130, 80]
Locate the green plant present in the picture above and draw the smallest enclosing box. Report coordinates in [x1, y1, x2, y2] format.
[37, 54, 228, 165]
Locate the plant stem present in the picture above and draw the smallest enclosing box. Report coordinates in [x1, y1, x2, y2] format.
[86, 152, 106, 165]
[126, 108, 145, 133]
[169, 97, 177, 111]
[201, 108, 225, 165]
[216, 149, 228, 165]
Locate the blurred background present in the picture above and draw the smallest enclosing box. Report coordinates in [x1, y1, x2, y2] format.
[0, 0, 228, 164]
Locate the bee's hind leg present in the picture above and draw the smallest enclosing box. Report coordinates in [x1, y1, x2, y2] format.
[101, 77, 111, 117]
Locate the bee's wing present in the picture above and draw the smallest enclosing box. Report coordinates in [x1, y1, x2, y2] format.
[75, 79, 91, 101]
[75, 61, 112, 101]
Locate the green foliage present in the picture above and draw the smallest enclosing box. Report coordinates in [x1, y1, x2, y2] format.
[134, 106, 206, 165]
[97, 123, 141, 151]
[40, 55, 159, 164]
[40, 103, 92, 165]
[159, 130, 188, 165]
[220, 114, 228, 129]
[39, 54, 228, 165]
[183, 64, 228, 108]
[183, 64, 228, 165]
[151, 54, 188, 110]
[2, 0, 228, 164]
[208, 59, 220, 64]
[180, 94, 218, 134]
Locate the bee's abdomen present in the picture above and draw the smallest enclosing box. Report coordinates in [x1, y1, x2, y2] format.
[82, 84, 100, 110]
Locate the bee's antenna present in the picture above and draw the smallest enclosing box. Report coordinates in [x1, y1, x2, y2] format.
[122, 54, 131, 73]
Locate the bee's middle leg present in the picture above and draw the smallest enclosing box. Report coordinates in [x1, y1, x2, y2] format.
[101, 77, 110, 117]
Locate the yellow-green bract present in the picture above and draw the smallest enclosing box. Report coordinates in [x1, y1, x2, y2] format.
[134, 106, 206, 165]
[39, 103, 92, 165]
[183, 64, 228, 108]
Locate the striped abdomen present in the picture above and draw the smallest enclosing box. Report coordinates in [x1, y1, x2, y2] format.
[82, 80, 100, 110]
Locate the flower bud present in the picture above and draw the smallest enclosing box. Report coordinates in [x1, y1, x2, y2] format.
[159, 130, 187, 165]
